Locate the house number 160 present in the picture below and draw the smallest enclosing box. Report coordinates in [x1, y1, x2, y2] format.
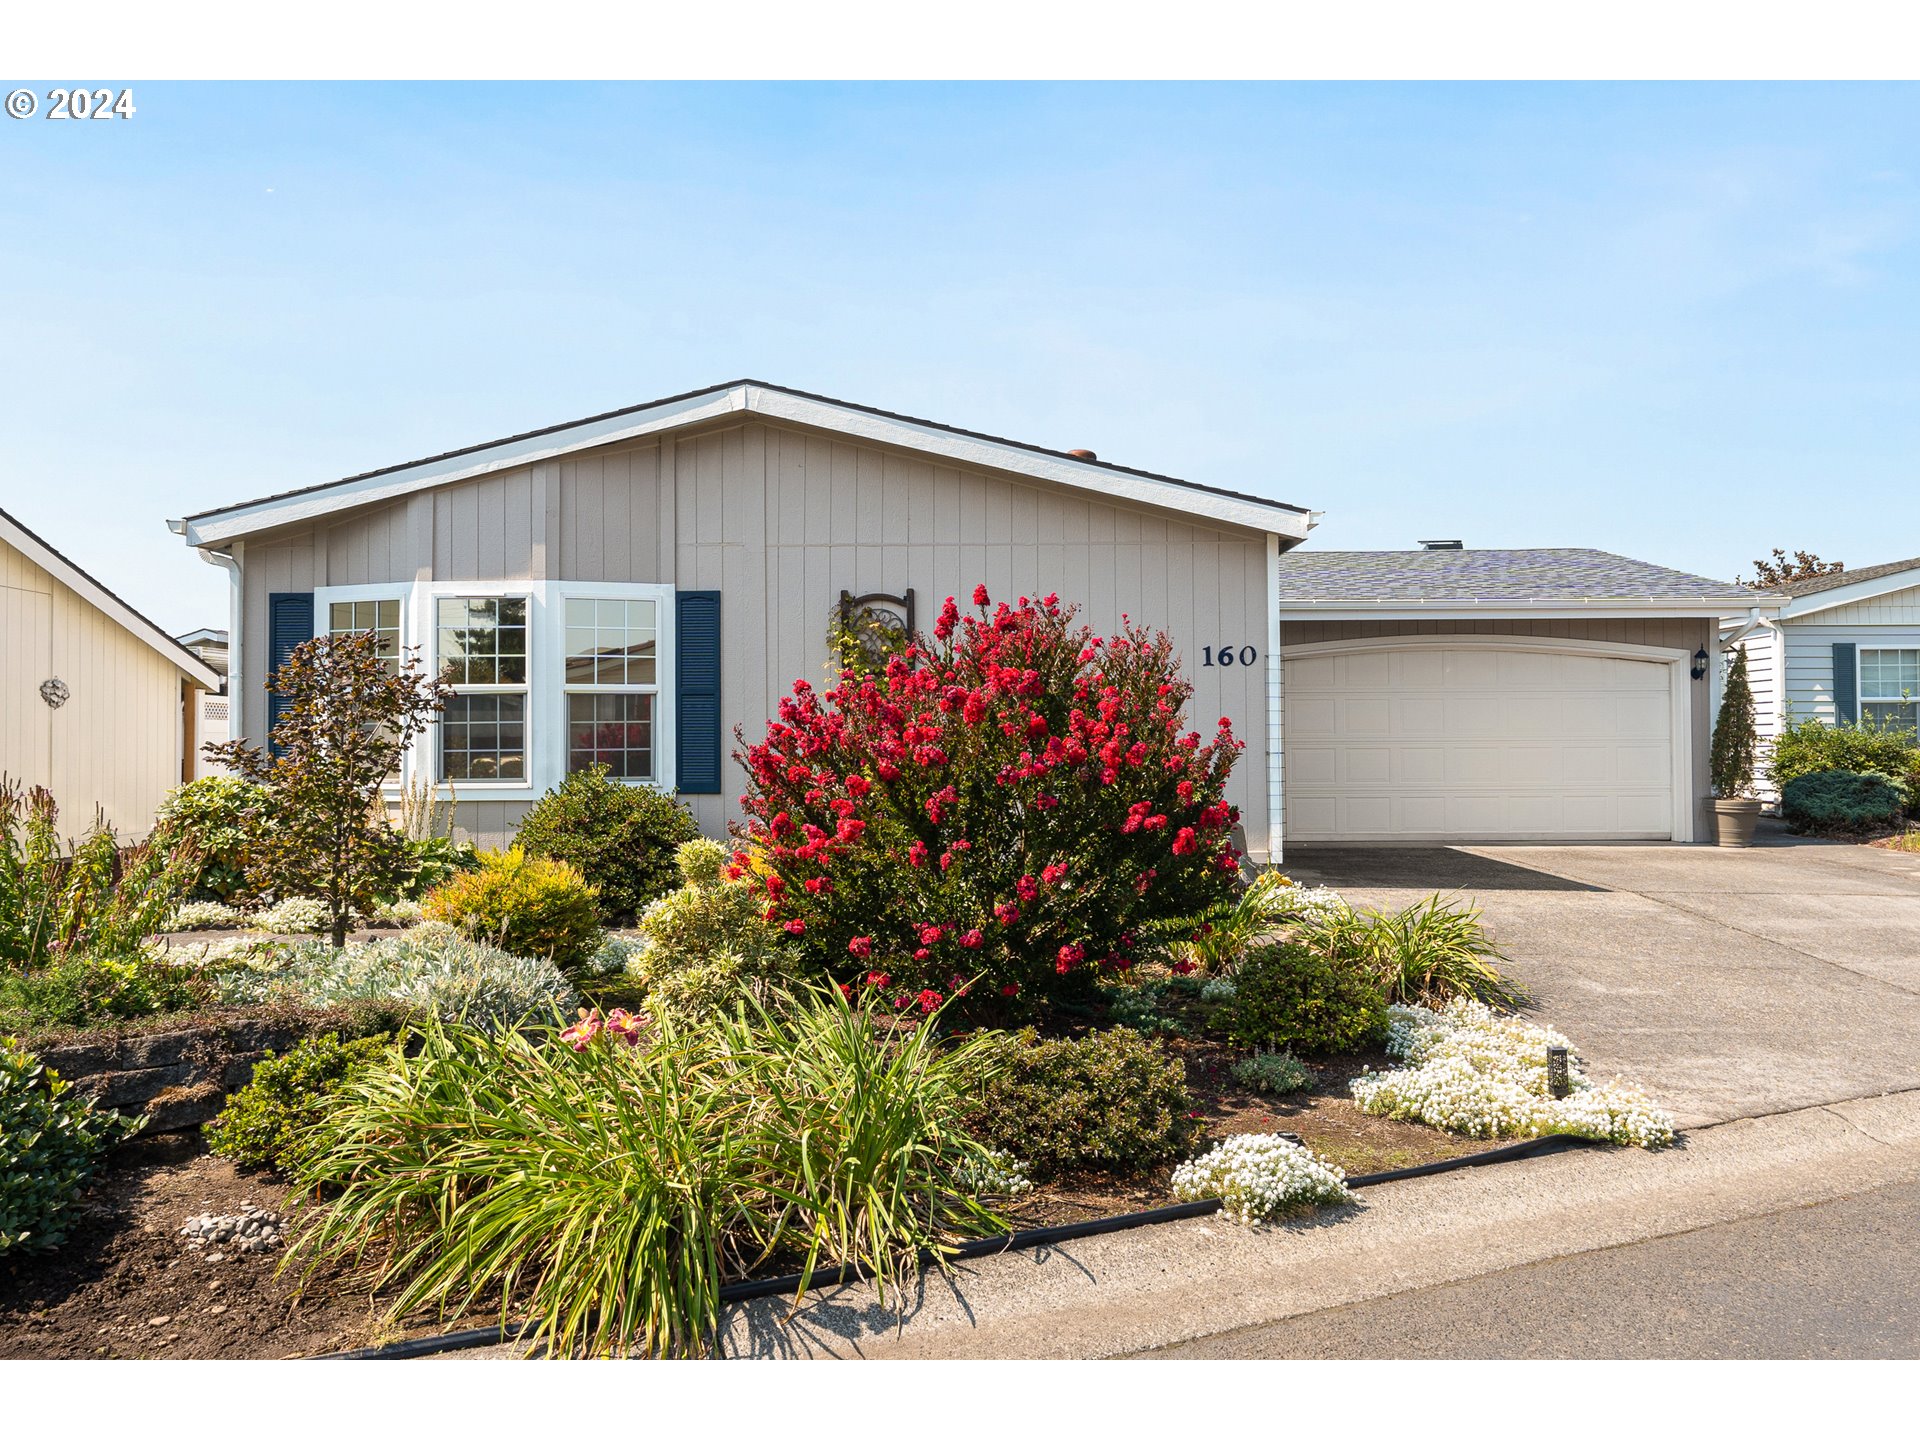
[1202, 645, 1259, 667]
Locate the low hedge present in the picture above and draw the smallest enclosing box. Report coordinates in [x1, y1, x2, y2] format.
[1781, 769, 1908, 835]
[974, 1026, 1194, 1180]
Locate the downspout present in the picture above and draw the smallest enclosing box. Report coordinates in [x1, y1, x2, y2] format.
[197, 543, 242, 711]
[1265, 532, 1285, 867]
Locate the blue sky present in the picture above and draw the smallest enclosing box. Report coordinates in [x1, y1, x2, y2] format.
[2, 82, 1916, 633]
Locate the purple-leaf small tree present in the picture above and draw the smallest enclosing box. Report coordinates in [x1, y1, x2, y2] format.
[209, 631, 450, 947]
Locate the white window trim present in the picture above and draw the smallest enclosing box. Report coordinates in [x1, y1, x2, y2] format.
[313, 580, 681, 801]
[551, 580, 677, 795]
[1859, 646, 1920, 730]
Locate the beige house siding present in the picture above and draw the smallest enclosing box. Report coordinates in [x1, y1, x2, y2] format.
[1279, 616, 1717, 820]
[1, 534, 186, 839]
[238, 418, 1276, 853]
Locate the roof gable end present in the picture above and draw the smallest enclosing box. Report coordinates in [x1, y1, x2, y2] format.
[176, 381, 1311, 546]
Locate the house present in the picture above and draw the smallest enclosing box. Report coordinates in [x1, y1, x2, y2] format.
[173, 628, 233, 778]
[169, 380, 1767, 856]
[1722, 556, 1920, 798]
[1, 507, 223, 839]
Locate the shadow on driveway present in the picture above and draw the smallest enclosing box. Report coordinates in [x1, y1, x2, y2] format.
[1279, 846, 1607, 893]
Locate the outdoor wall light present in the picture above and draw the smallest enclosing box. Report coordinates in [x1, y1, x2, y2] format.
[1691, 647, 1709, 680]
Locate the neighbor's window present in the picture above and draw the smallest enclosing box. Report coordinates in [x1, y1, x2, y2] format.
[1861, 647, 1919, 736]
[438, 596, 529, 781]
[564, 597, 658, 780]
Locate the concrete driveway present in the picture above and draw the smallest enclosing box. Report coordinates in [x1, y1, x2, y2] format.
[1284, 825, 1920, 1129]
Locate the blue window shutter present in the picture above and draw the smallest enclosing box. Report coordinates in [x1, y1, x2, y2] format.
[1832, 642, 1858, 724]
[266, 592, 314, 755]
[676, 591, 723, 794]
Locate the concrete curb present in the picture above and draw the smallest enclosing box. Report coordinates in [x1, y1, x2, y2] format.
[712, 1089, 1920, 1358]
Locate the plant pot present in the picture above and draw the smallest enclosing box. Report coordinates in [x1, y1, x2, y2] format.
[1710, 798, 1763, 848]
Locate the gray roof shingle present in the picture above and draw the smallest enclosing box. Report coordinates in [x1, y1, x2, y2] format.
[1778, 555, 1920, 597]
[1274, 548, 1761, 604]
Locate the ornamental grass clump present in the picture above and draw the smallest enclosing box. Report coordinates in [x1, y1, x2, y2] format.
[1301, 896, 1526, 1008]
[1170, 1134, 1351, 1226]
[736, 586, 1244, 1011]
[288, 985, 1018, 1358]
[1349, 1000, 1675, 1148]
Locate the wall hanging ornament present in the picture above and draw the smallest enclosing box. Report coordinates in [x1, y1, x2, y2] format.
[39, 677, 70, 709]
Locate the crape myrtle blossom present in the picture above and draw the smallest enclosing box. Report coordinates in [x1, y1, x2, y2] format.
[1349, 1000, 1676, 1148]
[735, 587, 1243, 1007]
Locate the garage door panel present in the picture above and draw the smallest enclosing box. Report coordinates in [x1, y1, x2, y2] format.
[1285, 644, 1679, 842]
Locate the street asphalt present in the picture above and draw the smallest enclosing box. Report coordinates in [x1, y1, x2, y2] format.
[1142, 1176, 1920, 1359]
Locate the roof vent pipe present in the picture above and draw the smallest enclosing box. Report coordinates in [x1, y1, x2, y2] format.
[1420, 539, 1464, 550]
[1066, 448, 1098, 461]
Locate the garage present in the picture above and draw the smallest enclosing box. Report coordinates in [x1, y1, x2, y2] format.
[1273, 547, 1764, 848]
[1283, 637, 1688, 842]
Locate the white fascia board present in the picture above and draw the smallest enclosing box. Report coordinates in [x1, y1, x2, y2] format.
[739, 389, 1309, 538]
[1275, 599, 1775, 622]
[0, 511, 221, 690]
[179, 389, 745, 547]
[181, 384, 1309, 547]
[1775, 567, 1920, 621]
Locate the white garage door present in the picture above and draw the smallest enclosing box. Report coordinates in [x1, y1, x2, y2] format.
[1284, 644, 1680, 842]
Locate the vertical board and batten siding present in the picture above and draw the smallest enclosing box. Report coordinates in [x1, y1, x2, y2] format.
[1728, 624, 1782, 801]
[238, 419, 1275, 851]
[1279, 617, 1718, 817]
[0, 535, 185, 839]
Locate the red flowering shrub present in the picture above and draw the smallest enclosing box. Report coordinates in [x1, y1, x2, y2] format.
[736, 587, 1244, 1009]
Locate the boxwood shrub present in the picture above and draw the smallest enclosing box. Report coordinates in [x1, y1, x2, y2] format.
[1770, 716, 1919, 810]
[1781, 769, 1907, 835]
[513, 766, 700, 922]
[975, 1025, 1194, 1179]
[1230, 941, 1388, 1055]
[207, 1031, 392, 1174]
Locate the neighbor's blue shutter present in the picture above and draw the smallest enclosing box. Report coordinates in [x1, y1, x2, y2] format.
[1833, 642, 1859, 724]
[676, 591, 723, 794]
[267, 592, 314, 756]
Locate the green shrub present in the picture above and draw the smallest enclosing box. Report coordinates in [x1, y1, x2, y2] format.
[0, 781, 199, 969]
[1, 1039, 143, 1255]
[628, 839, 800, 1023]
[290, 987, 1010, 1358]
[0, 951, 214, 1031]
[390, 835, 480, 902]
[975, 1026, 1194, 1179]
[1101, 976, 1196, 1036]
[514, 767, 700, 922]
[1230, 942, 1387, 1055]
[210, 924, 577, 1031]
[422, 847, 602, 975]
[206, 1032, 391, 1174]
[1781, 769, 1907, 835]
[1301, 896, 1525, 1008]
[1771, 715, 1919, 809]
[155, 776, 272, 903]
[1230, 1050, 1313, 1096]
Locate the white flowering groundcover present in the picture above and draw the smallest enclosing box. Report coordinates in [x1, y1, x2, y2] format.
[1349, 1000, 1675, 1149]
[1171, 1133, 1352, 1225]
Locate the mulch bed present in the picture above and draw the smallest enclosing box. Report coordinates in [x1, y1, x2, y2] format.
[1007, 1040, 1502, 1227]
[0, 1133, 471, 1361]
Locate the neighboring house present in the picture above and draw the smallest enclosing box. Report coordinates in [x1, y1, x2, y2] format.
[1, 507, 222, 839]
[174, 627, 232, 778]
[169, 380, 1768, 855]
[1276, 547, 1772, 844]
[1721, 556, 1920, 799]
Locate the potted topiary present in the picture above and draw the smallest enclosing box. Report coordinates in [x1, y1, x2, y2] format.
[1709, 645, 1762, 846]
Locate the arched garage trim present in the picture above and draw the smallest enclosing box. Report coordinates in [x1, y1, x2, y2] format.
[1281, 633, 1697, 844]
